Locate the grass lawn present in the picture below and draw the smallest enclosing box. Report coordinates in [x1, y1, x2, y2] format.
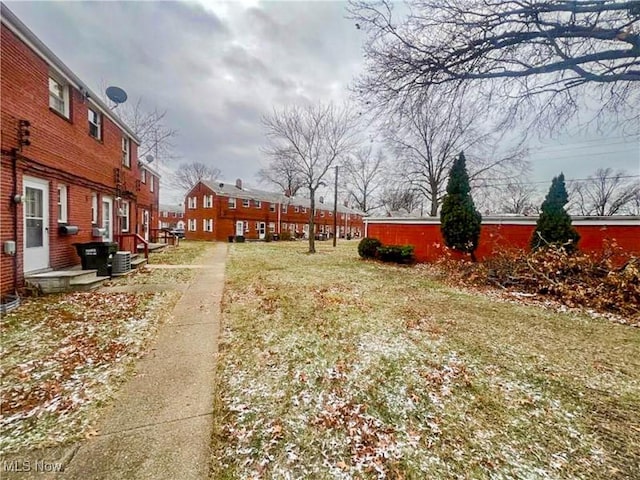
[212, 241, 640, 479]
[0, 241, 213, 455]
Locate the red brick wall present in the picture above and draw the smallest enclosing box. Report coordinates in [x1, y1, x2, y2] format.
[366, 220, 640, 263]
[0, 25, 147, 296]
[183, 183, 365, 242]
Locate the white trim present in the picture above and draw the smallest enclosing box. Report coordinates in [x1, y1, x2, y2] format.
[23, 176, 50, 272]
[57, 184, 68, 223]
[91, 192, 98, 224]
[88, 106, 101, 140]
[120, 200, 130, 232]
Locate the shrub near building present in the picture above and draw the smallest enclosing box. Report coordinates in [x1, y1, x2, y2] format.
[358, 237, 382, 259]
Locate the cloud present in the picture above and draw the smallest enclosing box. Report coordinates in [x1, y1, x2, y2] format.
[5, 0, 636, 205]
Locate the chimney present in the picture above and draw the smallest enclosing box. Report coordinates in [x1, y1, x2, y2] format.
[343, 200, 348, 207]
[284, 189, 291, 197]
[235, 178, 242, 189]
[319, 196, 324, 204]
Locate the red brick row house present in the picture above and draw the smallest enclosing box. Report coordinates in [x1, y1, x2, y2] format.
[158, 204, 185, 230]
[0, 4, 160, 297]
[184, 179, 364, 241]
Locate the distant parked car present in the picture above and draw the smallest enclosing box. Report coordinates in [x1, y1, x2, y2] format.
[171, 228, 185, 239]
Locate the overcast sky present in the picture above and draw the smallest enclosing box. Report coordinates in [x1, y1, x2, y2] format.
[6, 0, 639, 205]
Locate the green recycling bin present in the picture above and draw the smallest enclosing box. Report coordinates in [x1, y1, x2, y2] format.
[74, 242, 118, 276]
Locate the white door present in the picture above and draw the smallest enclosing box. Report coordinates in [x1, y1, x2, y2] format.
[235, 221, 244, 236]
[259, 222, 266, 240]
[143, 210, 150, 241]
[102, 196, 113, 242]
[23, 177, 49, 273]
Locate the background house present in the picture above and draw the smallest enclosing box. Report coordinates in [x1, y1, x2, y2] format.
[184, 179, 364, 241]
[158, 204, 185, 230]
[0, 4, 159, 296]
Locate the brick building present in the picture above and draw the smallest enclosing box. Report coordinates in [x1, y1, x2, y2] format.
[184, 179, 364, 241]
[0, 4, 159, 297]
[158, 204, 185, 229]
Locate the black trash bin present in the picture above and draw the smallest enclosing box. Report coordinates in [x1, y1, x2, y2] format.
[74, 242, 118, 276]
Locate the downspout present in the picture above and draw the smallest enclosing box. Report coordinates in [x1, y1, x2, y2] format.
[12, 149, 19, 295]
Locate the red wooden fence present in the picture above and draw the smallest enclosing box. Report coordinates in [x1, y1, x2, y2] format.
[364, 216, 640, 263]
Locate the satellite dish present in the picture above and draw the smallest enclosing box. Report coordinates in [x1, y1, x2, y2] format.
[105, 86, 128, 107]
[145, 155, 154, 163]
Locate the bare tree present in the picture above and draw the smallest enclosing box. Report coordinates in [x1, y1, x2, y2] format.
[173, 162, 221, 193]
[380, 183, 422, 215]
[100, 88, 178, 165]
[349, 0, 640, 131]
[342, 146, 386, 214]
[262, 102, 361, 253]
[475, 181, 540, 214]
[257, 154, 304, 197]
[569, 168, 639, 215]
[384, 92, 528, 216]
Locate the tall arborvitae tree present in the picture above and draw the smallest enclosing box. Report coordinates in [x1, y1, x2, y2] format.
[531, 173, 580, 251]
[440, 152, 482, 260]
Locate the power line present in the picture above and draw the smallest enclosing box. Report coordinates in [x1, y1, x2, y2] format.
[473, 174, 640, 189]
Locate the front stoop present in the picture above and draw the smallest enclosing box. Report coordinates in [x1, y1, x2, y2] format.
[25, 269, 109, 294]
[131, 253, 148, 269]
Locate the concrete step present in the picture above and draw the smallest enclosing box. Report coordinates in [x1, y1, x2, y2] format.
[131, 256, 148, 269]
[25, 269, 100, 294]
[69, 275, 110, 292]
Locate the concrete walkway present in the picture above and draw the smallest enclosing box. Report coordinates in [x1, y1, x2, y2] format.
[66, 242, 226, 479]
[3, 243, 228, 479]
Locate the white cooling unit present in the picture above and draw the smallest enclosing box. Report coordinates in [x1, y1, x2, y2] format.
[112, 251, 132, 275]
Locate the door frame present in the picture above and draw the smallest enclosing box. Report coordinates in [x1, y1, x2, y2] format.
[23, 176, 50, 273]
[258, 222, 266, 240]
[102, 196, 113, 242]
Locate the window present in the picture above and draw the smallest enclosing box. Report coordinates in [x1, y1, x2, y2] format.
[255, 200, 261, 208]
[204, 195, 213, 208]
[188, 197, 197, 209]
[243, 221, 249, 232]
[242, 199, 250, 208]
[188, 219, 196, 231]
[329, 211, 333, 217]
[282, 204, 287, 213]
[228, 197, 236, 209]
[268, 222, 275, 232]
[91, 192, 98, 224]
[203, 218, 213, 232]
[122, 137, 131, 167]
[57, 185, 68, 223]
[141, 168, 147, 184]
[150, 175, 154, 192]
[320, 211, 325, 217]
[302, 207, 307, 213]
[121, 201, 130, 232]
[48, 76, 69, 117]
[294, 206, 299, 213]
[88, 107, 101, 139]
[269, 203, 276, 212]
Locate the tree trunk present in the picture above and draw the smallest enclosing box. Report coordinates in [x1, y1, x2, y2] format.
[308, 189, 316, 254]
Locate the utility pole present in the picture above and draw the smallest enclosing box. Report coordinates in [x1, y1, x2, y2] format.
[333, 165, 338, 247]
